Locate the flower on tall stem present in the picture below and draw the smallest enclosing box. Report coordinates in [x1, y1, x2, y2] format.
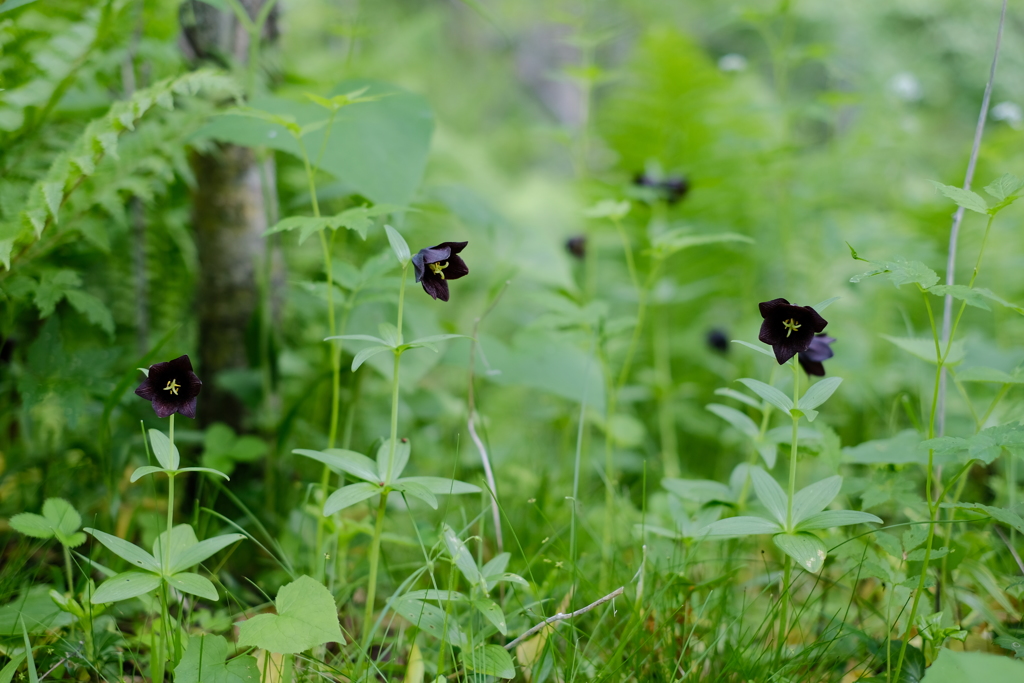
[412, 241, 469, 302]
[135, 355, 202, 419]
[633, 171, 690, 205]
[798, 334, 835, 377]
[757, 298, 828, 364]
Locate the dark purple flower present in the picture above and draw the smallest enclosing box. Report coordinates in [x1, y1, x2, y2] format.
[757, 298, 828, 365]
[707, 329, 729, 353]
[798, 334, 835, 377]
[566, 235, 586, 259]
[633, 172, 690, 205]
[411, 241, 469, 302]
[135, 355, 202, 419]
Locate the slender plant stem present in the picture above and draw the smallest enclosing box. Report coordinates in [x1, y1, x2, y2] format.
[364, 263, 408, 642]
[778, 361, 801, 655]
[63, 545, 73, 594]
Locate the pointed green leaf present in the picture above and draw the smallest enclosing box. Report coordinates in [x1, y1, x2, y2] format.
[921, 648, 1024, 682]
[169, 534, 246, 575]
[797, 509, 882, 530]
[376, 438, 411, 483]
[352, 345, 392, 371]
[703, 516, 783, 538]
[393, 597, 464, 645]
[881, 335, 964, 365]
[798, 377, 843, 411]
[731, 340, 776, 358]
[471, 598, 507, 635]
[790, 476, 842, 525]
[707, 404, 759, 439]
[983, 173, 1024, 202]
[385, 224, 410, 265]
[737, 378, 793, 413]
[713, 387, 762, 409]
[85, 529, 160, 573]
[294, 448, 380, 483]
[323, 482, 381, 515]
[148, 428, 180, 470]
[930, 181, 989, 214]
[394, 480, 437, 509]
[167, 573, 219, 601]
[463, 644, 515, 679]
[395, 476, 481, 495]
[91, 571, 162, 604]
[153, 524, 199, 573]
[442, 524, 483, 587]
[773, 532, 827, 573]
[130, 465, 166, 482]
[749, 467, 788, 526]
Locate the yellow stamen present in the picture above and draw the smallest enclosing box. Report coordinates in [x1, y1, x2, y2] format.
[782, 318, 801, 337]
[163, 379, 181, 395]
[428, 260, 450, 280]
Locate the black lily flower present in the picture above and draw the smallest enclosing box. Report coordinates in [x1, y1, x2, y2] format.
[798, 334, 835, 377]
[412, 241, 469, 302]
[757, 298, 828, 365]
[707, 328, 729, 353]
[135, 355, 202, 419]
[565, 235, 586, 259]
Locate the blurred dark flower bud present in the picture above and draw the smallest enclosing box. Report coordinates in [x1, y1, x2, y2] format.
[707, 329, 729, 353]
[566, 235, 586, 259]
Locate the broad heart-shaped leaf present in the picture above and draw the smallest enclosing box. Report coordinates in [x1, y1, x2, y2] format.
[749, 467, 788, 526]
[395, 476, 481, 495]
[930, 181, 990, 215]
[384, 224, 411, 265]
[921, 648, 1024, 682]
[773, 532, 827, 573]
[393, 480, 437, 509]
[167, 573, 218, 601]
[377, 438, 411, 483]
[236, 575, 343, 654]
[294, 448, 380, 483]
[790, 476, 842, 526]
[703, 516, 783, 538]
[798, 377, 843, 412]
[175, 634, 259, 683]
[984, 172, 1024, 202]
[463, 644, 515, 679]
[797, 509, 882, 530]
[881, 335, 965, 366]
[85, 529, 160, 573]
[148, 428, 180, 470]
[323, 482, 382, 515]
[737, 378, 793, 413]
[196, 81, 433, 205]
[91, 571, 162, 604]
[706, 404, 759, 439]
[442, 524, 484, 588]
[169, 533, 246, 575]
[850, 257, 939, 289]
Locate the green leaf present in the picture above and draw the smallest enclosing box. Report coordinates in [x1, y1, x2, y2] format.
[842, 430, 926, 465]
[956, 366, 1024, 383]
[394, 480, 438, 509]
[994, 635, 1024, 659]
[9, 513, 53, 539]
[169, 534, 246, 575]
[377, 437, 411, 482]
[749, 467, 788, 526]
[930, 181, 990, 214]
[167, 573, 219, 601]
[790, 476, 842, 525]
[0, 655, 26, 683]
[294, 448, 380, 483]
[90, 571, 162, 604]
[650, 230, 753, 258]
[384, 224, 411, 265]
[797, 509, 882, 530]
[662, 478, 734, 505]
[812, 296, 840, 312]
[736, 378, 793, 413]
[323, 482, 382, 515]
[392, 597, 464, 645]
[236, 575, 343, 654]
[442, 524, 483, 588]
[64, 290, 114, 335]
[952, 503, 1024, 534]
[472, 598, 508, 635]
[197, 82, 433, 205]
[129, 465, 165, 483]
[402, 589, 468, 603]
[352, 345, 392, 372]
[984, 173, 1024, 202]
[798, 377, 842, 411]
[713, 387, 762, 409]
[850, 257, 939, 289]
[583, 199, 630, 220]
[174, 634, 260, 683]
[706, 404, 759, 439]
[482, 553, 511, 579]
[704, 516, 783, 538]
[731, 339, 776, 359]
[463, 644, 515, 679]
[928, 284, 991, 311]
[921, 649, 1024, 682]
[773, 532, 827, 573]
[974, 288, 1024, 315]
[148, 428, 180, 470]
[43, 498, 83, 545]
[881, 335, 965, 365]
[394, 476, 481, 495]
[0, 0, 39, 15]
[85, 529, 160, 573]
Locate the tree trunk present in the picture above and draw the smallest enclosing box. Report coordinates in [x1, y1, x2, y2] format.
[180, 0, 278, 430]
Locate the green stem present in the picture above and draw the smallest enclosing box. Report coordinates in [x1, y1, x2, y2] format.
[363, 264, 408, 644]
[63, 545, 73, 594]
[779, 361, 801, 656]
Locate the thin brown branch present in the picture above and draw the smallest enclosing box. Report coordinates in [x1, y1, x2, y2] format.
[505, 586, 625, 650]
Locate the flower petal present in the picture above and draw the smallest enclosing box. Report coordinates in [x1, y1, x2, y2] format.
[135, 382, 158, 400]
[177, 397, 198, 419]
[152, 398, 177, 419]
[758, 298, 792, 318]
[444, 254, 469, 280]
[798, 357, 826, 376]
[420, 277, 450, 302]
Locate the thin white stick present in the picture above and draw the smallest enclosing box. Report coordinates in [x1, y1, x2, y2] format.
[505, 586, 624, 650]
[937, 0, 1008, 437]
